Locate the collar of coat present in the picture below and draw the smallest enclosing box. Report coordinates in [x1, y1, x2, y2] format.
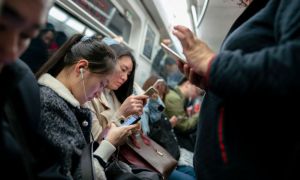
[38, 73, 80, 108]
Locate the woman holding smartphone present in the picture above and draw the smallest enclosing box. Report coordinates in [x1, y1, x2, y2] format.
[88, 38, 195, 179]
[87, 38, 148, 139]
[86, 38, 162, 179]
[36, 34, 137, 179]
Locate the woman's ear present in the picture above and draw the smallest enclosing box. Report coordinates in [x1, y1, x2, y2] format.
[75, 59, 89, 76]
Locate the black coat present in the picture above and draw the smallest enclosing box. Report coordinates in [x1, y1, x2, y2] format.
[0, 60, 45, 179]
[194, 0, 300, 179]
[21, 38, 49, 73]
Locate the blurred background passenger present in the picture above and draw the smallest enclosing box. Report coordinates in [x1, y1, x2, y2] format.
[141, 74, 196, 179]
[164, 77, 200, 152]
[21, 23, 55, 73]
[48, 31, 68, 56]
[164, 57, 184, 88]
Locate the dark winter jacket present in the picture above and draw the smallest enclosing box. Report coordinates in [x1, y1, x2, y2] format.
[194, 0, 300, 179]
[21, 38, 49, 73]
[0, 60, 45, 179]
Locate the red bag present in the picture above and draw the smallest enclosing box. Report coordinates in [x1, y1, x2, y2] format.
[119, 133, 177, 179]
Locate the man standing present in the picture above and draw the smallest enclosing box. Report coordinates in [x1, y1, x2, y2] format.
[0, 0, 53, 179]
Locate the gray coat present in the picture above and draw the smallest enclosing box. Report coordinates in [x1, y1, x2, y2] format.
[38, 74, 107, 179]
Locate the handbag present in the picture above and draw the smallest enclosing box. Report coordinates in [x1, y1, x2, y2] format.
[148, 113, 180, 160]
[97, 128, 161, 180]
[119, 133, 177, 179]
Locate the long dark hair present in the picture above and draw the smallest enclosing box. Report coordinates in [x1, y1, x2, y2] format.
[36, 34, 116, 79]
[109, 44, 136, 103]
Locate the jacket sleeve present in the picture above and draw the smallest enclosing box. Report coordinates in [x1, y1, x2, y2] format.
[84, 103, 116, 180]
[175, 113, 199, 133]
[164, 92, 198, 133]
[208, 1, 300, 98]
[140, 105, 150, 135]
[40, 95, 111, 179]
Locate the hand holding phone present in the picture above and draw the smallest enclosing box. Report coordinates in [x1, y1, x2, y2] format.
[102, 123, 138, 146]
[160, 42, 186, 63]
[121, 114, 141, 126]
[144, 86, 158, 97]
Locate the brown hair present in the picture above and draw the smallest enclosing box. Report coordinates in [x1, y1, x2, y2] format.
[142, 74, 169, 101]
[36, 34, 116, 79]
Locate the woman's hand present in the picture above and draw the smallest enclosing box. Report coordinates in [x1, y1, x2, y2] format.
[104, 123, 139, 147]
[169, 115, 178, 128]
[118, 95, 148, 117]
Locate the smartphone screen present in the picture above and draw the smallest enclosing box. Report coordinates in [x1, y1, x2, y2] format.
[121, 114, 141, 126]
[160, 42, 186, 63]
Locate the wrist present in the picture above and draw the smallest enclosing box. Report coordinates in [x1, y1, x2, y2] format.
[202, 54, 216, 88]
[201, 53, 216, 76]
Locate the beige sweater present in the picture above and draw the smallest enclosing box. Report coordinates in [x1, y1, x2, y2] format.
[86, 88, 123, 140]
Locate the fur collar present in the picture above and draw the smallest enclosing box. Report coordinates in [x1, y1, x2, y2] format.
[38, 73, 80, 108]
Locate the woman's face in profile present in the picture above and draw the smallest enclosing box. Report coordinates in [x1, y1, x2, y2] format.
[107, 55, 133, 90]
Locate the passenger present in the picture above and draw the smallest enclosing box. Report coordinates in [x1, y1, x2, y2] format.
[48, 31, 68, 55]
[141, 75, 196, 179]
[141, 75, 177, 135]
[86, 38, 162, 179]
[88, 38, 193, 179]
[164, 57, 184, 88]
[21, 23, 55, 73]
[164, 77, 200, 133]
[172, 0, 300, 179]
[35, 34, 125, 179]
[164, 77, 200, 152]
[0, 0, 53, 179]
[142, 75, 169, 101]
[54, 31, 68, 47]
[88, 38, 147, 137]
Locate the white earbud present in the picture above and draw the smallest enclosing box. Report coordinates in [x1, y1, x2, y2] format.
[80, 68, 84, 80]
[79, 67, 88, 102]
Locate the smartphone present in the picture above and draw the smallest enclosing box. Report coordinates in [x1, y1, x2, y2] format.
[152, 79, 164, 88]
[121, 114, 141, 126]
[160, 42, 186, 63]
[144, 86, 158, 96]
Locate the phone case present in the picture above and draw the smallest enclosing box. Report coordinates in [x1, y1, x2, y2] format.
[121, 114, 141, 126]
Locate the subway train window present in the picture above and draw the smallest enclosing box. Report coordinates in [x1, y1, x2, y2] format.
[72, 0, 114, 24]
[66, 18, 85, 33]
[107, 11, 131, 42]
[143, 25, 156, 60]
[48, 6, 98, 37]
[72, 0, 131, 42]
[85, 28, 96, 36]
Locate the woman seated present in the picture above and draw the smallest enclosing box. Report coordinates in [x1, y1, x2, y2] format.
[87, 38, 194, 179]
[141, 74, 196, 179]
[86, 38, 161, 179]
[36, 34, 137, 179]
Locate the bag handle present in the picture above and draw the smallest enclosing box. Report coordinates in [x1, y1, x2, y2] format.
[81, 142, 95, 180]
[129, 132, 151, 149]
